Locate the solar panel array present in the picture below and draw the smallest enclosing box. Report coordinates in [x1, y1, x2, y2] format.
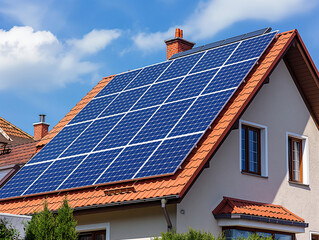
[0, 30, 277, 199]
[170, 27, 272, 60]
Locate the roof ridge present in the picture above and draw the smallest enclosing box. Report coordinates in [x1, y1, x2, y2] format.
[0, 117, 33, 140]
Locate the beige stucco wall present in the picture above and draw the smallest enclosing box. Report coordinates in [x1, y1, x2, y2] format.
[75, 204, 176, 240]
[176, 60, 319, 240]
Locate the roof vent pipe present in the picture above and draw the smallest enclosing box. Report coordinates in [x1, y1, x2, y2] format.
[161, 199, 172, 232]
[39, 114, 46, 123]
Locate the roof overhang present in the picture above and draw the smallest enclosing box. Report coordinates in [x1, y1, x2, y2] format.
[215, 216, 306, 233]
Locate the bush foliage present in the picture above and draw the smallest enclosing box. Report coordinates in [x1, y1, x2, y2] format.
[155, 229, 274, 240]
[25, 198, 77, 240]
[0, 218, 20, 239]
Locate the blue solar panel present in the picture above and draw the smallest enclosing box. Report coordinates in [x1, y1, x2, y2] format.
[0, 30, 277, 199]
[134, 133, 201, 178]
[169, 89, 234, 136]
[95, 69, 141, 97]
[100, 87, 148, 117]
[68, 94, 117, 124]
[131, 99, 193, 143]
[24, 156, 85, 195]
[226, 31, 276, 64]
[28, 122, 90, 164]
[190, 43, 238, 74]
[0, 162, 51, 199]
[96, 142, 160, 183]
[167, 69, 218, 103]
[132, 78, 182, 110]
[203, 59, 256, 94]
[223, 34, 245, 45]
[200, 40, 224, 51]
[126, 62, 170, 89]
[59, 149, 122, 189]
[95, 107, 158, 150]
[157, 52, 204, 82]
[61, 115, 123, 157]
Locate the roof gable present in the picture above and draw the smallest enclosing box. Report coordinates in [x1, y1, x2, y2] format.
[0, 30, 302, 214]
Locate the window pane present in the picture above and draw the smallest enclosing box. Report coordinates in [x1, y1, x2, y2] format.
[78, 234, 92, 240]
[257, 232, 273, 238]
[225, 229, 253, 240]
[249, 129, 258, 172]
[275, 234, 292, 240]
[96, 233, 105, 240]
[292, 140, 300, 181]
[241, 128, 246, 171]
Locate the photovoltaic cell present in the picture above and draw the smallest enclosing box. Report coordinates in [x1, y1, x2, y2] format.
[95, 107, 158, 150]
[61, 115, 123, 157]
[126, 62, 170, 89]
[169, 89, 234, 137]
[59, 149, 122, 189]
[28, 122, 90, 164]
[134, 133, 202, 178]
[132, 78, 182, 110]
[96, 142, 160, 183]
[157, 52, 204, 82]
[95, 69, 141, 97]
[226, 32, 276, 64]
[131, 99, 194, 143]
[100, 86, 148, 117]
[190, 43, 238, 74]
[203, 59, 256, 94]
[0, 30, 277, 199]
[24, 156, 85, 195]
[68, 94, 117, 125]
[0, 162, 51, 199]
[167, 69, 218, 103]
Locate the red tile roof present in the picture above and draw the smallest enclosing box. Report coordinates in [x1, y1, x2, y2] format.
[0, 30, 299, 215]
[0, 117, 33, 145]
[0, 141, 38, 167]
[213, 197, 305, 223]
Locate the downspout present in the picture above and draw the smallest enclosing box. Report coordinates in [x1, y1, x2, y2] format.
[161, 199, 172, 232]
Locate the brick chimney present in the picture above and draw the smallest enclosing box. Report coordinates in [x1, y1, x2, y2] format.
[33, 114, 49, 140]
[164, 28, 195, 60]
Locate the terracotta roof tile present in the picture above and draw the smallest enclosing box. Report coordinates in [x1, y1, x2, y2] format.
[213, 196, 305, 223]
[0, 141, 37, 167]
[0, 117, 33, 141]
[0, 31, 296, 215]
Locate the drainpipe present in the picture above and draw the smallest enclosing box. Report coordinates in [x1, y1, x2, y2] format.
[161, 199, 172, 232]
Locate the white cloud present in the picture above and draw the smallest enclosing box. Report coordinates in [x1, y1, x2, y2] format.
[0, 26, 121, 91]
[133, 0, 316, 51]
[68, 29, 121, 55]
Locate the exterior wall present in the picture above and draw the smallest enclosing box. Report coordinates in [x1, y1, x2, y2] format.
[75, 204, 176, 240]
[176, 60, 319, 240]
[0, 213, 31, 239]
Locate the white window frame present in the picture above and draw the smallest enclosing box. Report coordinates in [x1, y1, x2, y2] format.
[239, 120, 268, 177]
[76, 222, 110, 240]
[286, 132, 309, 185]
[309, 231, 319, 240]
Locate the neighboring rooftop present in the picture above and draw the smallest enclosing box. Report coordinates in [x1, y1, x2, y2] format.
[0, 117, 34, 146]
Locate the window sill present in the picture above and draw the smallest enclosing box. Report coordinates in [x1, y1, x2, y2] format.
[289, 181, 310, 188]
[241, 171, 268, 179]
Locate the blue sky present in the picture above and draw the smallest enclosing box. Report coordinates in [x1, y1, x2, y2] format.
[0, 0, 319, 136]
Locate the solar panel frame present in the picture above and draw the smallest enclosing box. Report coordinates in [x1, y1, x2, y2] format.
[0, 30, 278, 199]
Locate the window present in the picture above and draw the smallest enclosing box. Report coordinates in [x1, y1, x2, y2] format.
[241, 124, 261, 175]
[78, 230, 106, 240]
[288, 137, 303, 183]
[224, 227, 294, 240]
[286, 133, 309, 185]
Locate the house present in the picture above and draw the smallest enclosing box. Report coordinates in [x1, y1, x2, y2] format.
[0, 27, 318, 240]
[0, 116, 48, 238]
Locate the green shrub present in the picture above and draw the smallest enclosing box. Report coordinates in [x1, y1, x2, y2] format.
[154, 228, 224, 240]
[25, 198, 77, 240]
[0, 218, 20, 239]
